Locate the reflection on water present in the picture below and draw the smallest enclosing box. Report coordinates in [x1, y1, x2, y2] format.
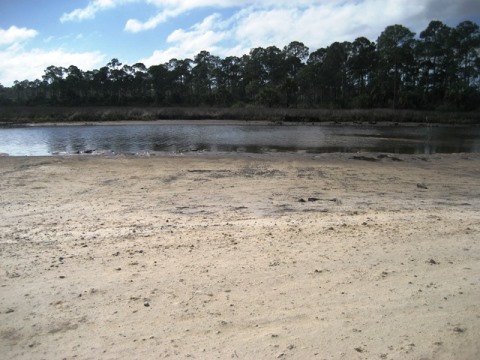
[0, 124, 479, 156]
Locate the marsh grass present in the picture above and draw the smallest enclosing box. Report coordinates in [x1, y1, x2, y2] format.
[0, 105, 479, 125]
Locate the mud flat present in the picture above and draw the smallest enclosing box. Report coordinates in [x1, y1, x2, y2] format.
[1, 152, 479, 359]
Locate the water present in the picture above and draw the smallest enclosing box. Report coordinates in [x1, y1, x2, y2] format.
[0, 123, 479, 156]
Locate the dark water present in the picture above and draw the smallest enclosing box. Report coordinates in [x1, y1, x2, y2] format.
[0, 124, 479, 156]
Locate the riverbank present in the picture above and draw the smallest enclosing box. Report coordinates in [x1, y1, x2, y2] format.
[1, 153, 479, 359]
[1, 106, 479, 126]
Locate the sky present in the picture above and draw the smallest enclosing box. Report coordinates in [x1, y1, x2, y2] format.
[0, 0, 479, 86]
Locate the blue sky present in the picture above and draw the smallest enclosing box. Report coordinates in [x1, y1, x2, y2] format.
[1, 0, 479, 86]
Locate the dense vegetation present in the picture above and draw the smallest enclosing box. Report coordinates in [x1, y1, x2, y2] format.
[1, 20, 479, 112]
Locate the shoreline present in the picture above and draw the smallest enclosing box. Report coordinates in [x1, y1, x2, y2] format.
[2, 117, 478, 131]
[10, 120, 478, 128]
[3, 149, 480, 159]
[1, 152, 479, 359]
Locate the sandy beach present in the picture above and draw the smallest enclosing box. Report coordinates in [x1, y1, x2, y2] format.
[1, 152, 479, 359]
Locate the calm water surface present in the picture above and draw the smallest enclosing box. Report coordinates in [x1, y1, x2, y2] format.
[0, 124, 479, 156]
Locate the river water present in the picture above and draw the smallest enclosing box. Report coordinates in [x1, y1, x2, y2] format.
[0, 123, 479, 156]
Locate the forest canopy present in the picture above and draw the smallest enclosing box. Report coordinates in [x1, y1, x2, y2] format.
[1, 20, 479, 111]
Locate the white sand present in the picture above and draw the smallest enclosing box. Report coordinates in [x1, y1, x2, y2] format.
[1, 152, 479, 359]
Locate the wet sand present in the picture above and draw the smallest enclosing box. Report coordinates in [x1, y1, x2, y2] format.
[1, 152, 479, 359]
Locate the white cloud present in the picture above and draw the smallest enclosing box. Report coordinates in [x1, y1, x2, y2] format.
[60, 0, 136, 22]
[0, 26, 38, 45]
[230, 0, 435, 50]
[0, 47, 105, 86]
[139, 14, 228, 65]
[124, 0, 246, 33]
[125, 7, 185, 32]
[143, 0, 316, 8]
[124, 0, 328, 33]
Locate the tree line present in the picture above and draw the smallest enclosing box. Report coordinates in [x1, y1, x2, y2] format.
[1, 20, 479, 111]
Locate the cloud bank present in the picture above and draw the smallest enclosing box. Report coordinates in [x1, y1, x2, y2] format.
[0, 47, 105, 86]
[0, 25, 105, 86]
